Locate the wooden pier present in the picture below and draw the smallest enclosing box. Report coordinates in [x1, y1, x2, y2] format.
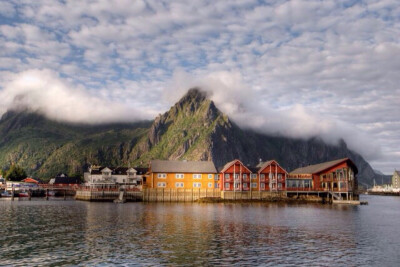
[75, 189, 142, 202]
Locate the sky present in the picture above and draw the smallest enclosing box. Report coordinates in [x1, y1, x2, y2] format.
[0, 0, 399, 173]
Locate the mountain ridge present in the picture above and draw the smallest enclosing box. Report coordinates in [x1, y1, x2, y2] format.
[0, 88, 378, 186]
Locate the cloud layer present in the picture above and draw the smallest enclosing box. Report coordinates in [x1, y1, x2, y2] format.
[0, 0, 399, 172]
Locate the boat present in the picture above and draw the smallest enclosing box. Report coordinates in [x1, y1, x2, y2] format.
[1, 191, 12, 197]
[18, 191, 29, 197]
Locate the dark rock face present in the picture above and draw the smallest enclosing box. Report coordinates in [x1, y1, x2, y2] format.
[0, 88, 379, 186]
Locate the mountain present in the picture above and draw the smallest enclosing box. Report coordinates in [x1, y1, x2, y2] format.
[0, 88, 379, 186]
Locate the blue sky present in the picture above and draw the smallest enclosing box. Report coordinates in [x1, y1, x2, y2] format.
[0, 0, 399, 173]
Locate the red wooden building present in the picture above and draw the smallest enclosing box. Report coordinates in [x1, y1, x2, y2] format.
[219, 159, 287, 192]
[256, 160, 287, 191]
[287, 158, 358, 200]
[220, 160, 252, 191]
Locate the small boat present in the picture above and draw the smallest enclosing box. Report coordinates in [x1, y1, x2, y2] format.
[18, 191, 29, 197]
[1, 191, 12, 197]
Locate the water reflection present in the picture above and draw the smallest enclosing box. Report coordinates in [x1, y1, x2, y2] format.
[0, 196, 399, 266]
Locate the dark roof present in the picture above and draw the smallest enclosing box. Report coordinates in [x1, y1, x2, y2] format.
[113, 167, 129, 175]
[56, 173, 68, 178]
[135, 168, 149, 175]
[53, 177, 81, 184]
[290, 158, 358, 175]
[151, 160, 217, 173]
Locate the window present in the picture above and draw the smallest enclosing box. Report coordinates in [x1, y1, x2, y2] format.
[278, 174, 282, 179]
[234, 174, 239, 180]
[175, 174, 184, 179]
[175, 182, 184, 188]
[235, 183, 240, 189]
[224, 183, 230, 189]
[208, 174, 213, 179]
[260, 183, 265, 189]
[251, 174, 257, 179]
[278, 183, 282, 189]
[224, 173, 230, 179]
[157, 173, 166, 179]
[251, 183, 257, 188]
[157, 182, 166, 188]
[243, 174, 247, 179]
[193, 174, 202, 179]
[260, 174, 265, 179]
[215, 182, 219, 188]
[122, 179, 125, 183]
[243, 183, 248, 189]
[269, 173, 274, 179]
[208, 182, 213, 188]
[193, 182, 202, 188]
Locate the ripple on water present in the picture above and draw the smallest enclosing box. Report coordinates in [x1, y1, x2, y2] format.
[1, 196, 400, 266]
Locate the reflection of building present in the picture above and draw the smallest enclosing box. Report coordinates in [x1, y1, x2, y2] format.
[84, 166, 148, 188]
[219, 159, 287, 192]
[146, 160, 218, 189]
[392, 170, 400, 190]
[287, 158, 358, 200]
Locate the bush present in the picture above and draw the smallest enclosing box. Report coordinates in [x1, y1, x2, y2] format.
[4, 165, 27, 181]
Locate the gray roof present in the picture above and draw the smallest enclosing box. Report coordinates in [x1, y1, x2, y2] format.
[290, 158, 358, 175]
[151, 160, 217, 173]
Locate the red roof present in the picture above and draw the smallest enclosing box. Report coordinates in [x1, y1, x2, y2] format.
[22, 177, 39, 184]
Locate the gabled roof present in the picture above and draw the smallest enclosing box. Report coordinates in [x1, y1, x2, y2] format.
[219, 159, 252, 173]
[151, 160, 217, 173]
[257, 160, 288, 174]
[290, 158, 358, 175]
[22, 177, 39, 184]
[101, 167, 112, 173]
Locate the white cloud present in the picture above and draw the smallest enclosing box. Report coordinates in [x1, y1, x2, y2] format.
[0, 69, 154, 124]
[0, 0, 399, 172]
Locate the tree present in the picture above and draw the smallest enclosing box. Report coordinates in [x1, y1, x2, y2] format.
[4, 164, 27, 181]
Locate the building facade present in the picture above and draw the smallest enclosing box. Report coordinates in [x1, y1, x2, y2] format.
[146, 160, 218, 189]
[287, 158, 358, 199]
[392, 170, 400, 189]
[219, 159, 287, 192]
[84, 166, 147, 188]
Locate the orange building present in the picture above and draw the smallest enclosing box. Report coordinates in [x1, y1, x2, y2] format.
[146, 160, 218, 189]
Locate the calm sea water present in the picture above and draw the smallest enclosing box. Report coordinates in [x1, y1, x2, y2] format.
[0, 195, 399, 266]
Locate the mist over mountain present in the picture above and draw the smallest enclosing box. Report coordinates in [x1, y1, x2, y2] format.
[0, 88, 378, 186]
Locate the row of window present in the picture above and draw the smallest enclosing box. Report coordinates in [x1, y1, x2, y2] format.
[157, 173, 215, 179]
[224, 173, 284, 179]
[223, 183, 283, 189]
[157, 182, 217, 188]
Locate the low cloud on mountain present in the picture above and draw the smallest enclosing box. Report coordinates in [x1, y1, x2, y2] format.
[0, 0, 399, 172]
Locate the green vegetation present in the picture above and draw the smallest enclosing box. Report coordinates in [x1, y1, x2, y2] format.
[0, 89, 377, 185]
[3, 164, 27, 181]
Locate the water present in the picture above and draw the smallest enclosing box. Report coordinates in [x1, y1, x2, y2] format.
[0, 195, 399, 266]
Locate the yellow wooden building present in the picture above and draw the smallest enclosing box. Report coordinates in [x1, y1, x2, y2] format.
[146, 160, 218, 189]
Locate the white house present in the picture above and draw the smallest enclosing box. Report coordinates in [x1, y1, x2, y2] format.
[84, 166, 148, 189]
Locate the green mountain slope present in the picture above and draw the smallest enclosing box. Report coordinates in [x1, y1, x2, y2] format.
[0, 89, 379, 186]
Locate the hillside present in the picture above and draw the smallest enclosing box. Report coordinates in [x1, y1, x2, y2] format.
[0, 89, 378, 186]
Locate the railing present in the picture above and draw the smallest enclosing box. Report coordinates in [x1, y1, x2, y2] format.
[286, 187, 313, 191]
[321, 178, 348, 183]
